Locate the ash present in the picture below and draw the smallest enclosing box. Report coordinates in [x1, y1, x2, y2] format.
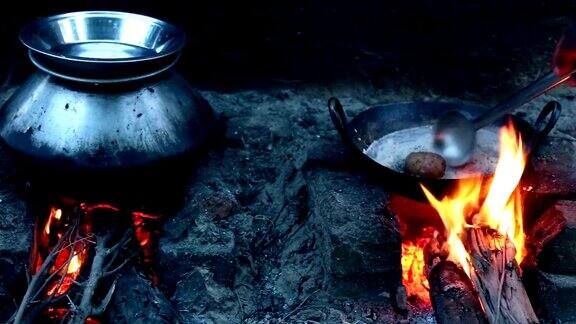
[364, 125, 500, 179]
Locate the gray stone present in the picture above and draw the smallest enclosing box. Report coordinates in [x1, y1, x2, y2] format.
[307, 169, 401, 295]
[0, 144, 31, 260]
[0, 145, 31, 322]
[528, 136, 576, 195]
[105, 268, 178, 324]
[539, 200, 576, 274]
[538, 271, 576, 323]
[0, 188, 31, 258]
[271, 220, 324, 308]
[159, 212, 236, 290]
[303, 137, 352, 169]
[0, 282, 13, 323]
[201, 191, 239, 221]
[245, 162, 328, 312]
[172, 268, 241, 324]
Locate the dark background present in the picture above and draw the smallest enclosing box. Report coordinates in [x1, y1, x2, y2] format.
[1, 1, 575, 93]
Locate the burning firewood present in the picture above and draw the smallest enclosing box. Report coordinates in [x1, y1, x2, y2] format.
[68, 229, 134, 324]
[414, 122, 544, 324]
[9, 204, 138, 323]
[418, 197, 566, 324]
[464, 227, 539, 324]
[424, 226, 540, 324]
[10, 218, 83, 323]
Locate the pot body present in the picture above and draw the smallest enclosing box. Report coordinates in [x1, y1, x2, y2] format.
[0, 71, 215, 170]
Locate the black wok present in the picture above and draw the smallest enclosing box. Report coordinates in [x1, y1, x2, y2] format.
[327, 97, 560, 187]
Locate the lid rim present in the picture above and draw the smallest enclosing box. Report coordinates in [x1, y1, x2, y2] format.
[28, 50, 181, 84]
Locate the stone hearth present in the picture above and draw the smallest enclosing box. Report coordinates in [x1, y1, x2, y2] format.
[2, 66, 576, 322]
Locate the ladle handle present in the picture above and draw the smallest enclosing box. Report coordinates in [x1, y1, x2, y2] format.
[473, 71, 572, 129]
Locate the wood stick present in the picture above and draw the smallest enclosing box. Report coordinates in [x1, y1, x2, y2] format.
[69, 229, 132, 324]
[465, 227, 538, 324]
[429, 260, 487, 324]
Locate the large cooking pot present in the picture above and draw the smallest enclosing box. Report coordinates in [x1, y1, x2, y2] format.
[0, 11, 215, 171]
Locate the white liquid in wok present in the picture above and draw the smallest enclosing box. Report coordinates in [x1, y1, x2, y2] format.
[363, 125, 500, 179]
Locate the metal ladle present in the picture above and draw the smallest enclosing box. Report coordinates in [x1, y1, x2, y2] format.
[434, 71, 573, 166]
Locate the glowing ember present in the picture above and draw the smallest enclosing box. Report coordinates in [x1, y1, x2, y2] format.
[421, 121, 527, 274]
[46, 242, 88, 297]
[67, 253, 82, 274]
[401, 227, 435, 303]
[131, 211, 161, 284]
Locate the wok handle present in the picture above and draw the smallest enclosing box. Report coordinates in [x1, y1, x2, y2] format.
[528, 100, 561, 154]
[328, 97, 350, 141]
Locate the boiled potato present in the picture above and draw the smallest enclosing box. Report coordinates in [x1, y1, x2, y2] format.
[404, 152, 446, 179]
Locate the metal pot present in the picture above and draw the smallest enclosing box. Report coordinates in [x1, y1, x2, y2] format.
[0, 11, 215, 170]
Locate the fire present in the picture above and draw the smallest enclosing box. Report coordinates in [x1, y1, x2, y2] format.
[421, 179, 480, 276]
[479, 123, 526, 263]
[401, 227, 435, 302]
[32, 202, 162, 300]
[44, 208, 62, 235]
[421, 121, 527, 274]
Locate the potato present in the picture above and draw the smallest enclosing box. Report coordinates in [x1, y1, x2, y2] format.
[404, 152, 446, 179]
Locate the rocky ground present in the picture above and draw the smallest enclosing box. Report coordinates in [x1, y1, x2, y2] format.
[2, 41, 576, 322]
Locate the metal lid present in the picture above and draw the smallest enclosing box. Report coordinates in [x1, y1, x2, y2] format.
[20, 11, 187, 83]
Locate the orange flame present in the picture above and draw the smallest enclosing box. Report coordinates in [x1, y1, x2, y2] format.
[421, 121, 526, 273]
[401, 227, 435, 302]
[44, 208, 62, 235]
[479, 123, 526, 263]
[421, 180, 479, 276]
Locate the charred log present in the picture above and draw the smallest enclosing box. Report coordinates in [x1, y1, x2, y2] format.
[429, 260, 487, 324]
[424, 234, 485, 324]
